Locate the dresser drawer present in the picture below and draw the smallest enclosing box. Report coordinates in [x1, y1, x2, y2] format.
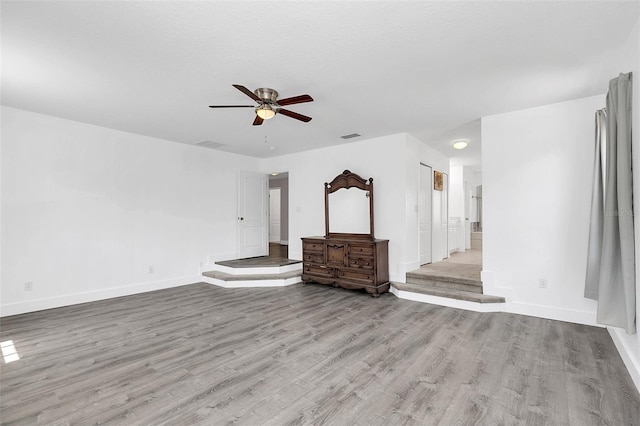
[304, 253, 325, 263]
[303, 241, 325, 252]
[349, 244, 374, 255]
[349, 257, 374, 269]
[337, 269, 374, 283]
[304, 265, 333, 277]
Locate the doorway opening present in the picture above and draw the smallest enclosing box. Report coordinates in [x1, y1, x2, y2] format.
[269, 172, 289, 259]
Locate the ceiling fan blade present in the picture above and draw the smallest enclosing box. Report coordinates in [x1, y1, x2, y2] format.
[208, 105, 255, 108]
[277, 108, 312, 122]
[233, 84, 261, 102]
[253, 115, 264, 126]
[277, 94, 314, 106]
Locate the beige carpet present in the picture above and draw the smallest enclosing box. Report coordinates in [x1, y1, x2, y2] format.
[443, 248, 482, 265]
[413, 249, 482, 282]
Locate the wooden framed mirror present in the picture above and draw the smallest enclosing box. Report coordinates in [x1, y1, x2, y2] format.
[324, 170, 374, 240]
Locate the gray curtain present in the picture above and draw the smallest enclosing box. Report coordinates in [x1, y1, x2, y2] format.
[585, 72, 635, 334]
[585, 109, 606, 299]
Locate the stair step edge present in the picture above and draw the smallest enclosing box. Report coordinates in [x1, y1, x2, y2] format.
[405, 273, 482, 286]
[202, 270, 302, 281]
[405, 279, 483, 294]
[392, 282, 505, 304]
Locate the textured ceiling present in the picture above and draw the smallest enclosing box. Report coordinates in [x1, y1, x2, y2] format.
[2, 1, 638, 170]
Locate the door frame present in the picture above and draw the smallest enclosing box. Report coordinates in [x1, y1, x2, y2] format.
[269, 187, 281, 243]
[419, 162, 433, 265]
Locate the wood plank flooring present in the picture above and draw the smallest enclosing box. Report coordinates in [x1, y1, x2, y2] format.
[1, 283, 639, 425]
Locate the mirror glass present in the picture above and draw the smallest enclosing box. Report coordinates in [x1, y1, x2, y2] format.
[328, 187, 370, 234]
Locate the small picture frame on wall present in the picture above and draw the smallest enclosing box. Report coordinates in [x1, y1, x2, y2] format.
[434, 171, 444, 191]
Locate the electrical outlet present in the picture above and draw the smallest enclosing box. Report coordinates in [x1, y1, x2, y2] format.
[24, 282, 33, 291]
[148, 266, 154, 274]
[199, 261, 204, 268]
[539, 278, 548, 289]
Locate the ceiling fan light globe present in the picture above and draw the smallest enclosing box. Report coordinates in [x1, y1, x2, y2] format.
[256, 105, 276, 120]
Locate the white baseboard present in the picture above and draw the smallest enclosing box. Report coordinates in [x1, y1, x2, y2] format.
[205, 262, 301, 276]
[201, 275, 301, 288]
[608, 327, 640, 393]
[280, 240, 288, 245]
[503, 302, 600, 327]
[0, 275, 202, 317]
[389, 288, 600, 327]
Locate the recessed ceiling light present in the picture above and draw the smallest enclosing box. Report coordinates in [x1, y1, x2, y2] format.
[452, 139, 469, 150]
[271, 172, 279, 176]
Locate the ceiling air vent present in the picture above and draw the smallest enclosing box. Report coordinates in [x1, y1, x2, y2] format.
[195, 140, 225, 150]
[340, 133, 361, 140]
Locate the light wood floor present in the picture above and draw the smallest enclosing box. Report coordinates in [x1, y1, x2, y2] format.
[1, 283, 639, 425]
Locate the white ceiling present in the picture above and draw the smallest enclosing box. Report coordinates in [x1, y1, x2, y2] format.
[2, 1, 638, 170]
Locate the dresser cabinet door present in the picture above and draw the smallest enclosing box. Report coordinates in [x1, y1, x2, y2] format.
[326, 243, 347, 266]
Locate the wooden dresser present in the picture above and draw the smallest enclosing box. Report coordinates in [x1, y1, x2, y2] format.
[301, 236, 389, 296]
[300, 170, 390, 297]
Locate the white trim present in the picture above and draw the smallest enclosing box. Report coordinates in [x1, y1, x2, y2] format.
[0, 275, 202, 317]
[202, 275, 301, 288]
[205, 262, 302, 276]
[280, 240, 289, 245]
[390, 288, 600, 327]
[503, 302, 599, 327]
[608, 327, 640, 393]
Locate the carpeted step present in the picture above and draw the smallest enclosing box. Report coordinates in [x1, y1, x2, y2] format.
[392, 282, 505, 304]
[405, 271, 483, 294]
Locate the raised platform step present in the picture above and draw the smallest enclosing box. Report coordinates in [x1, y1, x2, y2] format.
[392, 282, 505, 304]
[202, 264, 302, 288]
[406, 272, 483, 294]
[209, 260, 302, 276]
[406, 261, 483, 294]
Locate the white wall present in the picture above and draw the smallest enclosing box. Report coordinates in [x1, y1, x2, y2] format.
[607, 13, 640, 392]
[1, 106, 258, 316]
[263, 132, 449, 282]
[482, 94, 604, 325]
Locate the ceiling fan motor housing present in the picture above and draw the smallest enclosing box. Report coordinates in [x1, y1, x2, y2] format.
[254, 88, 278, 103]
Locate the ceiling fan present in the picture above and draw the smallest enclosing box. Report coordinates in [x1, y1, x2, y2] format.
[209, 84, 313, 126]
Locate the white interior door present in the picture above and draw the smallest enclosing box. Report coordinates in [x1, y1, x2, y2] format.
[419, 164, 432, 265]
[237, 171, 268, 258]
[269, 188, 281, 243]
